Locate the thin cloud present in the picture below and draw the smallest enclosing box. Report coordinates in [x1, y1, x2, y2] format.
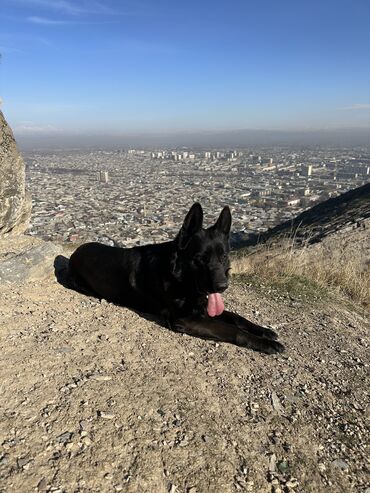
[13, 0, 118, 16]
[15, 122, 63, 134]
[26, 15, 106, 25]
[340, 103, 370, 110]
[27, 15, 71, 25]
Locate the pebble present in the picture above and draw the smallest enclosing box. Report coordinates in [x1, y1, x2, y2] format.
[57, 431, 73, 444]
[286, 478, 299, 488]
[82, 436, 92, 446]
[332, 458, 349, 470]
[272, 488, 282, 493]
[54, 346, 73, 354]
[0, 454, 9, 465]
[271, 482, 283, 493]
[90, 374, 112, 381]
[271, 391, 283, 413]
[17, 457, 31, 468]
[277, 460, 289, 474]
[250, 402, 259, 413]
[269, 453, 277, 473]
[179, 435, 189, 447]
[98, 411, 115, 420]
[37, 477, 47, 491]
[318, 463, 326, 472]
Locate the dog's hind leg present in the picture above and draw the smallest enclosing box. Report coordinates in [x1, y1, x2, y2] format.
[172, 317, 284, 354]
[216, 310, 279, 340]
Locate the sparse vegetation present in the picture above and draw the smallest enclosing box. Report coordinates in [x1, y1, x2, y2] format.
[232, 236, 370, 306]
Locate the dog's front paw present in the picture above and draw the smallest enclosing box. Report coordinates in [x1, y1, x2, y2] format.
[235, 319, 279, 341]
[260, 339, 285, 354]
[260, 326, 279, 340]
[236, 330, 285, 354]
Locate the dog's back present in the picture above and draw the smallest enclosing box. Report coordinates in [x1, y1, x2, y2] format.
[69, 240, 177, 315]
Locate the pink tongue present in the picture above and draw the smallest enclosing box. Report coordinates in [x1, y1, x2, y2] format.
[207, 293, 225, 317]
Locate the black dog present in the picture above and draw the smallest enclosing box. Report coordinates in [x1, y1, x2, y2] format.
[69, 203, 284, 354]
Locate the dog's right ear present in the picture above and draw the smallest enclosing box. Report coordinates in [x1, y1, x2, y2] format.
[176, 202, 203, 249]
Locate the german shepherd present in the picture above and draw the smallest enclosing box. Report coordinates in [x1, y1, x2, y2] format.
[69, 203, 284, 354]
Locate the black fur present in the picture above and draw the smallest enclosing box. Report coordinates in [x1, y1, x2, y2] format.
[69, 203, 284, 354]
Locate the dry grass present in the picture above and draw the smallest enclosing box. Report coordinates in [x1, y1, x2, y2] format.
[232, 237, 370, 306]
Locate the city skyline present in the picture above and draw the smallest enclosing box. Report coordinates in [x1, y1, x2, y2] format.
[24, 145, 370, 246]
[1, 0, 370, 145]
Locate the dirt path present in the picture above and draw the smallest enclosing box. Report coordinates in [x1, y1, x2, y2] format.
[0, 275, 369, 493]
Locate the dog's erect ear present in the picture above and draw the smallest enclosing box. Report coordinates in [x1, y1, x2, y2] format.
[213, 206, 232, 236]
[177, 202, 203, 249]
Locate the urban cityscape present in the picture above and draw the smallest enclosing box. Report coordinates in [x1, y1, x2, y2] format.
[24, 146, 370, 247]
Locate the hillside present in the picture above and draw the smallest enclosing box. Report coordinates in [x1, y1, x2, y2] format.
[1, 179, 369, 492]
[233, 182, 370, 248]
[0, 237, 369, 493]
[232, 183, 370, 307]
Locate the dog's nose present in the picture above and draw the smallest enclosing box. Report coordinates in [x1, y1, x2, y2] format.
[214, 281, 228, 293]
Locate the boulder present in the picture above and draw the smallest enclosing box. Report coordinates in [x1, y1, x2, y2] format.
[0, 110, 31, 235]
[0, 239, 63, 284]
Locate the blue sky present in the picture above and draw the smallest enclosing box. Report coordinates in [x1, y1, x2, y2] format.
[1, 0, 370, 137]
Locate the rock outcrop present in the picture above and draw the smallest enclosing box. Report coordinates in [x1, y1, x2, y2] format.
[0, 110, 31, 235]
[0, 237, 63, 284]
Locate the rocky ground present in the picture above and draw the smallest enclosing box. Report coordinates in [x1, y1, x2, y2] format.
[0, 255, 369, 493]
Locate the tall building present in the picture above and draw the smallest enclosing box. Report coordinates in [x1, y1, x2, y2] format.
[302, 164, 313, 177]
[99, 171, 109, 183]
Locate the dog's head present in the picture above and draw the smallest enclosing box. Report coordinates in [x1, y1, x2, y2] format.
[174, 203, 232, 316]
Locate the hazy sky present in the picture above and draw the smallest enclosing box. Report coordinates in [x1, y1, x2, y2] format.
[1, 0, 370, 140]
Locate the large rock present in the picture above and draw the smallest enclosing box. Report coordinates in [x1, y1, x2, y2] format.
[0, 110, 31, 235]
[0, 237, 63, 284]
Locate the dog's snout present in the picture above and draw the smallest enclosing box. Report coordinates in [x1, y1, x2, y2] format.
[214, 281, 228, 293]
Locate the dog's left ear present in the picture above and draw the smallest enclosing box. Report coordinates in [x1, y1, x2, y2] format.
[176, 202, 204, 249]
[213, 206, 232, 236]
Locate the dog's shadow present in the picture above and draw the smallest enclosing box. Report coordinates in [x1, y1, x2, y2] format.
[54, 254, 168, 329]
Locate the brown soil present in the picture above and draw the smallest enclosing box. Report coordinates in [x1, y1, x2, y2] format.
[0, 271, 369, 493]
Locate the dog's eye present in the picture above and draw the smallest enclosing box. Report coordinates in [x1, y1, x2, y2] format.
[215, 245, 225, 257]
[194, 253, 209, 264]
